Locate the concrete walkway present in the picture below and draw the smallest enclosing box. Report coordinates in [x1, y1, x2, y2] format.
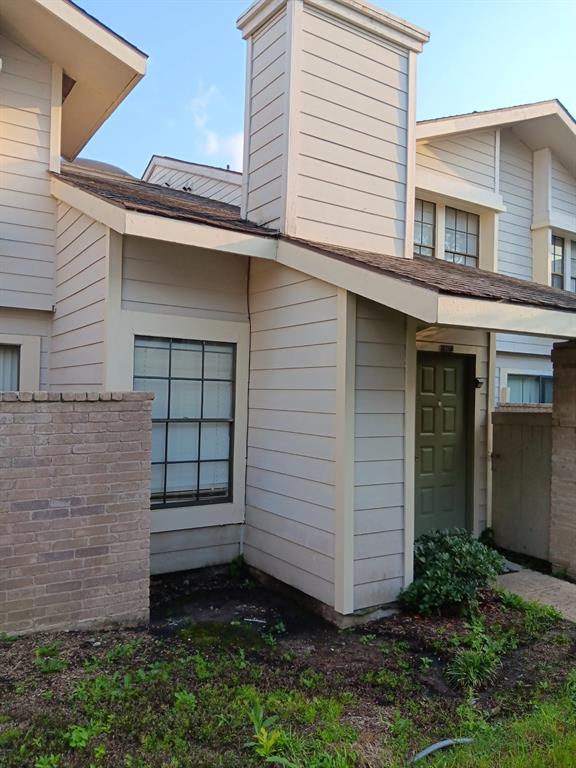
[498, 570, 576, 623]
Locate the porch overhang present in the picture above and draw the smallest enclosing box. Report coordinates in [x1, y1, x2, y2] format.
[277, 238, 576, 340]
[437, 296, 576, 339]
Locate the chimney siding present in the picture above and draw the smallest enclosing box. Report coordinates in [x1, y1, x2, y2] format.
[295, 5, 409, 255]
[239, 0, 428, 257]
[243, 8, 290, 228]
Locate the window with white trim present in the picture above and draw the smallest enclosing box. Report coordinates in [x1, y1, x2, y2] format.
[414, 199, 435, 257]
[550, 234, 565, 289]
[508, 374, 553, 405]
[0, 345, 20, 390]
[133, 336, 235, 508]
[444, 206, 479, 267]
[571, 241, 576, 293]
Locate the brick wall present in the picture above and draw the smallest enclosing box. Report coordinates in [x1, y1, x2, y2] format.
[549, 341, 576, 577]
[0, 392, 153, 635]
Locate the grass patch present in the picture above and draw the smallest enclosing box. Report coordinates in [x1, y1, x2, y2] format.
[426, 699, 576, 767]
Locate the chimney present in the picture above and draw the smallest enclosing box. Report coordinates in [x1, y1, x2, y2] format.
[237, 0, 429, 257]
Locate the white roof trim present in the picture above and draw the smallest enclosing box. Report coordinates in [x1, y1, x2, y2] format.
[238, 0, 429, 51]
[416, 168, 506, 212]
[277, 240, 438, 323]
[50, 177, 275, 259]
[437, 295, 576, 339]
[141, 156, 242, 186]
[51, 176, 575, 338]
[416, 100, 574, 141]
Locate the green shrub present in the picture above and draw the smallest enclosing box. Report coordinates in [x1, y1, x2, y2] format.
[400, 529, 505, 616]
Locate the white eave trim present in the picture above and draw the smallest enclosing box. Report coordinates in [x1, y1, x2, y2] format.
[532, 211, 576, 237]
[35, 0, 147, 74]
[141, 156, 243, 185]
[416, 101, 573, 142]
[416, 167, 506, 212]
[50, 176, 276, 259]
[437, 295, 576, 339]
[237, 0, 429, 51]
[277, 240, 438, 323]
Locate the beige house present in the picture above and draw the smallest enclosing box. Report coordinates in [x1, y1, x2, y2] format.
[2, 0, 576, 619]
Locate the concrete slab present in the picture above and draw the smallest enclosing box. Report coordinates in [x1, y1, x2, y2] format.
[498, 570, 576, 623]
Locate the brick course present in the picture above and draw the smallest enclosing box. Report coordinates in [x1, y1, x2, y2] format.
[0, 392, 152, 635]
[549, 341, 576, 577]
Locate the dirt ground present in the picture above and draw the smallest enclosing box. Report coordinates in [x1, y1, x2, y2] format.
[2, 566, 576, 767]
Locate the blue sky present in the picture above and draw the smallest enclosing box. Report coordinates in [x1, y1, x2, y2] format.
[81, 0, 576, 177]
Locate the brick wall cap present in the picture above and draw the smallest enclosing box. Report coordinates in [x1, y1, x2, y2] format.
[0, 392, 155, 403]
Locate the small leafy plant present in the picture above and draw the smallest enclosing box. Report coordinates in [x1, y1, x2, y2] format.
[34, 756, 61, 768]
[446, 618, 509, 690]
[245, 703, 283, 758]
[34, 641, 67, 674]
[174, 690, 197, 711]
[64, 725, 92, 750]
[192, 653, 213, 680]
[400, 529, 505, 616]
[498, 589, 561, 638]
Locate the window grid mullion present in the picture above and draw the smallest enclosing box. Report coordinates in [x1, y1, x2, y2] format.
[163, 340, 172, 506]
[197, 342, 205, 504]
[135, 335, 235, 509]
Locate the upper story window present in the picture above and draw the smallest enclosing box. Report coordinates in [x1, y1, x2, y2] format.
[571, 241, 576, 293]
[414, 199, 435, 257]
[0, 345, 20, 390]
[444, 207, 479, 267]
[550, 235, 565, 289]
[133, 336, 235, 509]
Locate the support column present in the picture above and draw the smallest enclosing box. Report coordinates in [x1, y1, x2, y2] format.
[549, 340, 576, 576]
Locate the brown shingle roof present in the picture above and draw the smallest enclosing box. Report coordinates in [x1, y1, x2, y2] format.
[55, 164, 576, 315]
[56, 167, 275, 237]
[285, 237, 576, 312]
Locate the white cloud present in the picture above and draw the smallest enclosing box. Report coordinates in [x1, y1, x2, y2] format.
[187, 82, 244, 171]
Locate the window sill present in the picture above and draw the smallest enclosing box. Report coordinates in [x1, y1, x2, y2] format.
[150, 501, 244, 533]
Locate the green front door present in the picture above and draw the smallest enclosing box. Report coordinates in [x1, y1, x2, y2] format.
[415, 353, 470, 538]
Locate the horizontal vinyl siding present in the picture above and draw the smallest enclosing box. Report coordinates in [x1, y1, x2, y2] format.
[416, 130, 496, 190]
[498, 130, 533, 279]
[146, 165, 242, 206]
[496, 334, 554, 357]
[49, 204, 107, 390]
[0, 34, 55, 310]
[121, 236, 249, 321]
[551, 155, 576, 220]
[294, 6, 408, 255]
[245, 9, 288, 228]
[0, 306, 51, 388]
[417, 326, 489, 532]
[245, 259, 337, 607]
[151, 525, 242, 575]
[495, 352, 553, 403]
[353, 298, 406, 611]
